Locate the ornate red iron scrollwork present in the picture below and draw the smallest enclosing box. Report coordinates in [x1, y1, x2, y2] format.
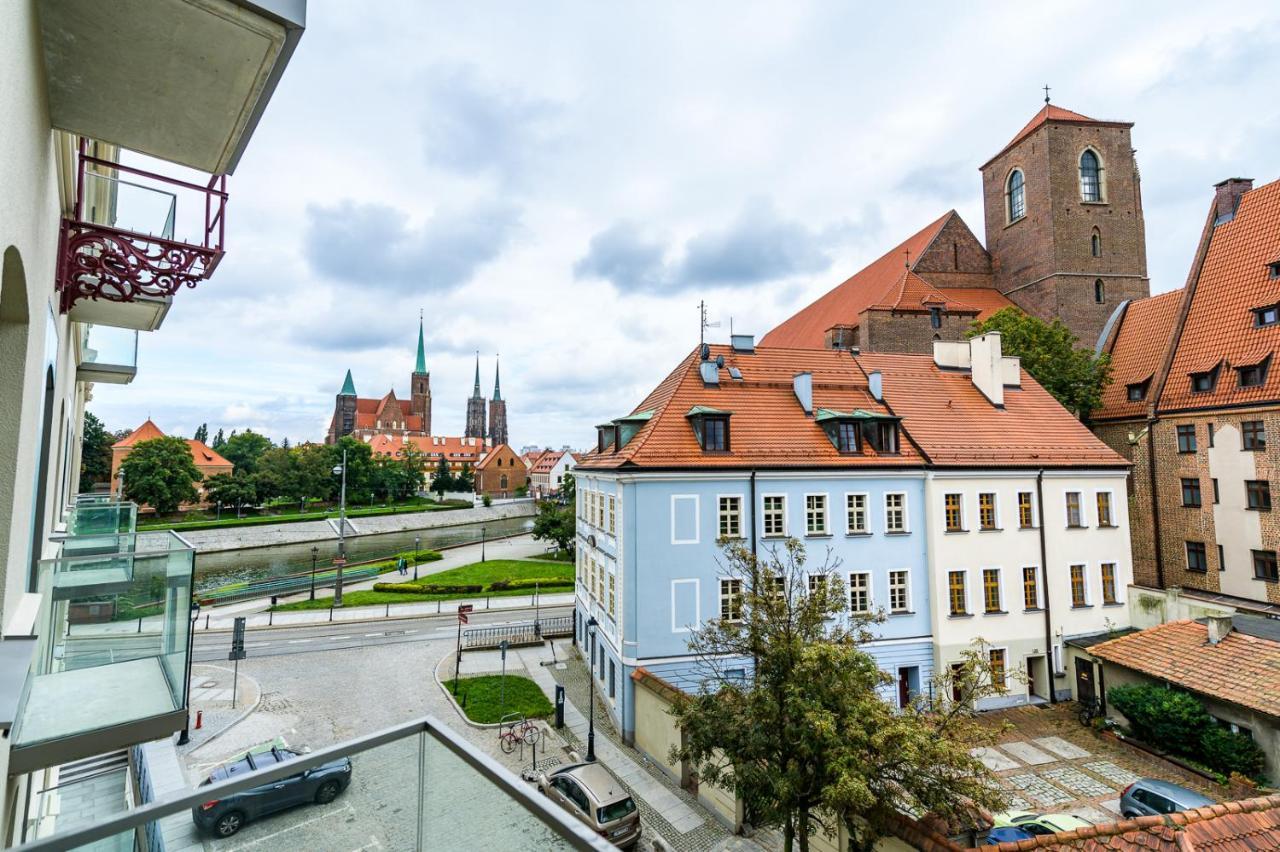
[57, 224, 221, 313]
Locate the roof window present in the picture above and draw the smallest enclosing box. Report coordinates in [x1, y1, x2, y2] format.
[815, 408, 899, 455]
[1255, 304, 1280, 327]
[1126, 378, 1151, 402]
[1237, 355, 1272, 389]
[1190, 363, 1221, 394]
[686, 406, 732, 453]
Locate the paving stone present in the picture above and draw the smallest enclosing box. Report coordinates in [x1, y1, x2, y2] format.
[1099, 798, 1123, 815]
[1001, 741, 1056, 766]
[971, 746, 1020, 771]
[1034, 736, 1091, 759]
[1075, 805, 1116, 825]
[1041, 766, 1114, 798]
[1004, 773, 1073, 808]
[1002, 794, 1031, 811]
[1083, 760, 1140, 787]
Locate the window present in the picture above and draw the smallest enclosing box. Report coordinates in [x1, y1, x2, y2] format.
[1238, 357, 1271, 388]
[945, 493, 964, 532]
[1252, 550, 1279, 582]
[1181, 477, 1202, 507]
[846, 493, 868, 534]
[1191, 367, 1219, 394]
[1066, 492, 1083, 527]
[807, 573, 829, 596]
[948, 571, 968, 616]
[1208, 423, 1215, 447]
[930, 307, 942, 329]
[1023, 566, 1040, 610]
[702, 417, 729, 452]
[1253, 305, 1280, 327]
[1127, 380, 1150, 402]
[1187, 541, 1208, 573]
[835, 421, 860, 453]
[1218, 543, 1225, 572]
[884, 493, 906, 533]
[1177, 424, 1197, 453]
[867, 422, 899, 454]
[989, 648, 1008, 691]
[1091, 230, 1101, 257]
[889, 570, 909, 613]
[763, 496, 786, 537]
[1247, 480, 1272, 511]
[1070, 564, 1088, 607]
[608, 495, 616, 534]
[1094, 279, 1105, 304]
[1079, 150, 1101, 201]
[1018, 491, 1035, 529]
[609, 660, 616, 698]
[718, 496, 742, 539]
[499, 473, 508, 490]
[978, 493, 997, 530]
[848, 573, 870, 613]
[719, 578, 742, 621]
[1101, 563, 1118, 605]
[1243, 420, 1267, 450]
[1006, 169, 1026, 222]
[982, 568, 1002, 613]
[608, 572, 616, 617]
[1096, 492, 1114, 527]
[805, 494, 829, 535]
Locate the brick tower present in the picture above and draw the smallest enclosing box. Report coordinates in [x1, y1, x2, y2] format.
[464, 353, 487, 439]
[488, 357, 508, 446]
[980, 100, 1150, 348]
[329, 369, 358, 442]
[410, 314, 432, 435]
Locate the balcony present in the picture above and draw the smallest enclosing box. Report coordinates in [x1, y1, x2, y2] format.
[13, 715, 613, 851]
[56, 500, 138, 558]
[75, 322, 138, 384]
[7, 531, 195, 775]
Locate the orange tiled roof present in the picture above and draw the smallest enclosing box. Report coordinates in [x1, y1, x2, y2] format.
[475, 444, 515, 470]
[871, 270, 981, 314]
[1158, 179, 1280, 413]
[185, 439, 232, 469]
[858, 353, 1126, 467]
[531, 450, 565, 473]
[1094, 290, 1184, 420]
[112, 419, 165, 448]
[366, 434, 489, 460]
[981, 104, 1129, 169]
[1087, 619, 1280, 719]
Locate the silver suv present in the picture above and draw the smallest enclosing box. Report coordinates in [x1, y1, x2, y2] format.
[1120, 778, 1213, 818]
[537, 762, 641, 849]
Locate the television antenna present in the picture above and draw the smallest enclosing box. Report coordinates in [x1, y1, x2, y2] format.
[698, 300, 721, 346]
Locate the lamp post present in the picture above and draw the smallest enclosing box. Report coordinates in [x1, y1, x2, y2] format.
[309, 545, 319, 601]
[481, 525, 486, 563]
[586, 615, 598, 761]
[332, 448, 348, 608]
[413, 535, 421, 581]
[177, 600, 201, 745]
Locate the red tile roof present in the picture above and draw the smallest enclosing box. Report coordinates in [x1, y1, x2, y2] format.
[475, 444, 516, 470]
[859, 353, 1126, 467]
[1158, 179, 1280, 413]
[1093, 290, 1184, 420]
[981, 104, 1130, 169]
[112, 419, 166, 448]
[531, 450, 565, 473]
[366, 434, 490, 461]
[1087, 619, 1280, 719]
[871, 270, 980, 314]
[185, 439, 233, 470]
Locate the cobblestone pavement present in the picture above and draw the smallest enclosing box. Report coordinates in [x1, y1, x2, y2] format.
[181, 663, 262, 755]
[976, 704, 1222, 823]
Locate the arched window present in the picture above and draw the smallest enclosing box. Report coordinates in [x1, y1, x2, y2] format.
[1091, 229, 1101, 257]
[1006, 169, 1026, 222]
[1080, 150, 1101, 202]
[500, 474, 509, 489]
[1094, 279, 1105, 304]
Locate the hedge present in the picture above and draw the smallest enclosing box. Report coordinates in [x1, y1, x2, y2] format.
[372, 582, 483, 594]
[487, 577, 574, 592]
[1200, 724, 1266, 778]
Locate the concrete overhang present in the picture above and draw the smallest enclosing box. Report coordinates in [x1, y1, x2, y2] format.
[37, 0, 306, 175]
[68, 293, 171, 331]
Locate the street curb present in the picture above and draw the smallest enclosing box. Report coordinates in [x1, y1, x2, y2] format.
[432, 651, 507, 730]
[185, 664, 264, 755]
[195, 597, 575, 634]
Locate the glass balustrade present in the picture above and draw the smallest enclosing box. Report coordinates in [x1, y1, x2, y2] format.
[76, 323, 138, 384]
[57, 501, 137, 559]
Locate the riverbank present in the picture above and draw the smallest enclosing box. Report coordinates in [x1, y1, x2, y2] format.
[137, 497, 470, 533]
[182, 500, 536, 553]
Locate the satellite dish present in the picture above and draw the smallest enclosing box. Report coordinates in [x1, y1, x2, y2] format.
[715, 355, 725, 368]
[700, 343, 711, 361]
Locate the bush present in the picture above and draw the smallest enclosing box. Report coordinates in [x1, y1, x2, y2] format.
[482, 494, 492, 507]
[487, 577, 575, 592]
[1199, 725, 1266, 778]
[372, 582, 483, 595]
[394, 549, 442, 563]
[1108, 684, 1210, 757]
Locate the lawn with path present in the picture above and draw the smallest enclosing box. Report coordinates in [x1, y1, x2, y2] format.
[444, 674, 553, 723]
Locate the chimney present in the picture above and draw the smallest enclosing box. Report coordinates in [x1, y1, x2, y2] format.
[793, 372, 813, 414]
[968, 332, 1005, 407]
[730, 334, 755, 353]
[1213, 178, 1253, 224]
[1206, 615, 1234, 646]
[867, 370, 883, 402]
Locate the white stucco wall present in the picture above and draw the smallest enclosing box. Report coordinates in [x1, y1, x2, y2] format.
[1207, 422, 1266, 599]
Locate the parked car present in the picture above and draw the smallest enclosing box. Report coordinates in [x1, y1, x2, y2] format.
[982, 826, 1036, 844]
[1120, 778, 1214, 818]
[536, 762, 641, 849]
[992, 811, 1094, 835]
[192, 746, 353, 838]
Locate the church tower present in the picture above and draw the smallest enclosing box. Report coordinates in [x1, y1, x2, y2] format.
[980, 99, 1149, 348]
[329, 369, 358, 444]
[464, 353, 487, 440]
[410, 313, 432, 435]
[488, 357, 508, 446]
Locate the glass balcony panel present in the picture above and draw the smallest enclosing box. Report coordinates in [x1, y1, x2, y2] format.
[76, 324, 138, 385]
[63, 500, 137, 537]
[81, 170, 176, 240]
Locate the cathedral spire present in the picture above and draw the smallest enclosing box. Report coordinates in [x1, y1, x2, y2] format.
[339, 369, 356, 396]
[492, 355, 502, 401]
[472, 351, 482, 398]
[414, 310, 427, 374]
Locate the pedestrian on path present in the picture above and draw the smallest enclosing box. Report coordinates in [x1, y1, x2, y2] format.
[397, 557, 407, 576]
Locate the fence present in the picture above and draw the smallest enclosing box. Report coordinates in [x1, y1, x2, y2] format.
[198, 593, 576, 631]
[462, 615, 573, 649]
[197, 564, 384, 605]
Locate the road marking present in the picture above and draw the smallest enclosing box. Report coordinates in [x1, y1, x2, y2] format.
[287, 639, 312, 644]
[364, 632, 383, 637]
[404, 629, 418, 634]
[223, 803, 355, 850]
[327, 635, 351, 641]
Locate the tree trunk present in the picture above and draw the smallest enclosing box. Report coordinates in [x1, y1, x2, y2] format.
[784, 814, 795, 852]
[797, 808, 810, 852]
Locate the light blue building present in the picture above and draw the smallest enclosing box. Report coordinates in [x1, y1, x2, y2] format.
[572, 340, 935, 742]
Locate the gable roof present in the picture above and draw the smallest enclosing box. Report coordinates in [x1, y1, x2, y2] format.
[185, 439, 233, 469]
[1087, 618, 1280, 719]
[366, 434, 489, 460]
[871, 269, 981, 314]
[1093, 290, 1184, 420]
[112, 419, 165, 448]
[981, 104, 1131, 170]
[475, 444, 516, 470]
[531, 450, 566, 473]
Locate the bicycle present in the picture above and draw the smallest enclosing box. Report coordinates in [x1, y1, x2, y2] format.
[1078, 696, 1103, 726]
[498, 714, 540, 754]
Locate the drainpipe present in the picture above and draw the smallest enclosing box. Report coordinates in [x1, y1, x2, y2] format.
[749, 470, 758, 559]
[1036, 468, 1056, 704]
[1146, 423, 1166, 589]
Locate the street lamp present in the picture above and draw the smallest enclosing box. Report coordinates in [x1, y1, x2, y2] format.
[309, 545, 319, 601]
[332, 448, 348, 608]
[586, 615, 598, 762]
[177, 600, 202, 745]
[481, 525, 486, 563]
[413, 535, 421, 581]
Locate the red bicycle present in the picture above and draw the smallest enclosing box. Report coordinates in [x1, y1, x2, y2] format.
[498, 714, 540, 754]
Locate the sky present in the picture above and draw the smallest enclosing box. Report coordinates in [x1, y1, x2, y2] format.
[91, 1, 1280, 449]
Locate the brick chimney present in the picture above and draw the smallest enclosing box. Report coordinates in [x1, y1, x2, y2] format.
[1213, 178, 1253, 224]
[1206, 615, 1234, 645]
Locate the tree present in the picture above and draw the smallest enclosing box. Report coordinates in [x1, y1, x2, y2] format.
[559, 471, 576, 505]
[295, 443, 337, 504]
[203, 472, 258, 512]
[193, 423, 208, 444]
[220, 429, 273, 475]
[255, 446, 300, 503]
[431, 458, 454, 497]
[330, 436, 375, 502]
[969, 307, 1111, 418]
[79, 411, 115, 492]
[211, 428, 226, 449]
[531, 500, 574, 553]
[396, 443, 428, 497]
[120, 437, 201, 513]
[455, 462, 475, 492]
[669, 539, 1008, 852]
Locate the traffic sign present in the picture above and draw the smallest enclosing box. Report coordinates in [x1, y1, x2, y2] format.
[229, 616, 247, 661]
[458, 603, 474, 624]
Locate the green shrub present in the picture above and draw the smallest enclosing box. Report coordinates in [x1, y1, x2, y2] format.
[1108, 684, 1210, 756]
[372, 582, 483, 594]
[487, 577, 575, 592]
[394, 549, 442, 563]
[482, 494, 492, 507]
[1199, 725, 1266, 778]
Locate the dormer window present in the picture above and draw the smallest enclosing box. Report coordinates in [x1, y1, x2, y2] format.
[1126, 378, 1151, 402]
[866, 421, 899, 455]
[687, 406, 732, 453]
[1238, 355, 1272, 388]
[835, 421, 860, 454]
[816, 409, 899, 455]
[1254, 304, 1280, 327]
[1269, 261, 1280, 280]
[596, 424, 616, 454]
[1190, 364, 1221, 394]
[929, 307, 943, 329]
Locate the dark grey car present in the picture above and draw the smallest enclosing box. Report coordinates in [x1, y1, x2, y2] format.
[192, 746, 352, 838]
[1120, 778, 1213, 818]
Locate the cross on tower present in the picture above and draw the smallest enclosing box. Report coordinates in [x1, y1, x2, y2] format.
[1043, 84, 1051, 104]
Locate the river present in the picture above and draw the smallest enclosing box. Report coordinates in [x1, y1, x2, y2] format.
[192, 515, 535, 593]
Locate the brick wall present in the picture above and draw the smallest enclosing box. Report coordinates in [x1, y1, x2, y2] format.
[911, 214, 993, 283]
[859, 309, 976, 354]
[1092, 420, 1157, 588]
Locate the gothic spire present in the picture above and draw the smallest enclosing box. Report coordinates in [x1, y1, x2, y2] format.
[492, 355, 502, 402]
[414, 310, 427, 374]
[339, 369, 356, 396]
[472, 351, 482, 398]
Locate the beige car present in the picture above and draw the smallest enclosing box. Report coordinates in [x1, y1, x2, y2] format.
[537, 762, 641, 849]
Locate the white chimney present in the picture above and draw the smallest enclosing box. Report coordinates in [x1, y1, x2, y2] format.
[1206, 615, 1234, 645]
[793, 372, 813, 414]
[969, 332, 1005, 407]
[868, 370, 883, 402]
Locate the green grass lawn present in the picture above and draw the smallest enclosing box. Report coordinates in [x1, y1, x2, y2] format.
[270, 558, 574, 611]
[444, 675, 553, 723]
[528, 549, 574, 563]
[137, 498, 469, 532]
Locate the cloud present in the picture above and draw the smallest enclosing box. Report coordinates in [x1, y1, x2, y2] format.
[303, 199, 520, 293]
[574, 198, 846, 294]
[897, 162, 972, 200]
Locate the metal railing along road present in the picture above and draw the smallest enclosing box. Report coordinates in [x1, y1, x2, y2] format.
[463, 615, 574, 649]
[15, 714, 612, 851]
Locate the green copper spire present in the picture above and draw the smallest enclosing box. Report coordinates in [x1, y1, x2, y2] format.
[472, 352, 482, 398]
[492, 356, 502, 401]
[414, 311, 427, 374]
[339, 369, 356, 396]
